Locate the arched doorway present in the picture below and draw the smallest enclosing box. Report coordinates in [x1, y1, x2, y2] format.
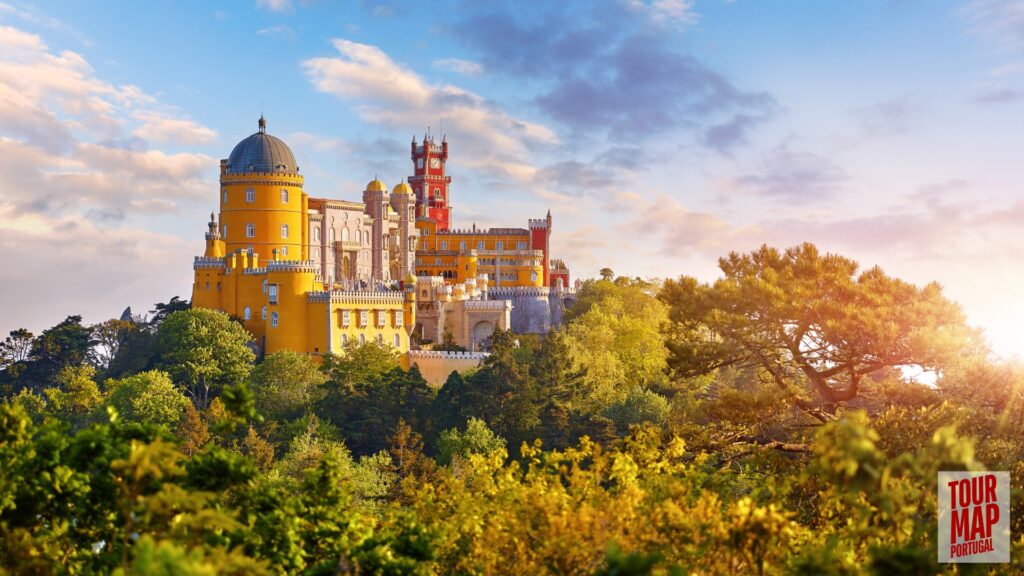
[472, 320, 495, 352]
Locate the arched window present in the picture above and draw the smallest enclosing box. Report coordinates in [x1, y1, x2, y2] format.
[440, 241, 447, 250]
[247, 245, 253, 255]
[243, 306, 251, 320]
[261, 306, 267, 320]
[245, 188, 255, 203]
[496, 241, 503, 251]
[281, 224, 289, 239]
[341, 227, 349, 242]
[329, 228, 336, 242]
[222, 224, 227, 238]
[478, 241, 485, 250]
[262, 279, 268, 293]
[270, 312, 279, 327]
[358, 333, 366, 345]
[281, 246, 288, 257]
[312, 247, 320, 259]
[222, 189, 228, 203]
[341, 334, 348, 345]
[313, 228, 320, 242]
[460, 241, 466, 251]
[393, 333, 401, 348]
[376, 334, 384, 345]
[280, 189, 289, 203]
[246, 224, 255, 238]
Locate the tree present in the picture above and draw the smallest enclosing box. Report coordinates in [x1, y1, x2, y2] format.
[43, 364, 103, 428]
[249, 351, 326, 421]
[6, 316, 94, 392]
[150, 296, 190, 326]
[105, 370, 190, 428]
[321, 339, 399, 392]
[176, 403, 211, 457]
[436, 417, 507, 465]
[660, 243, 979, 421]
[90, 319, 133, 370]
[156, 309, 255, 409]
[0, 328, 33, 370]
[602, 387, 670, 434]
[599, 268, 615, 281]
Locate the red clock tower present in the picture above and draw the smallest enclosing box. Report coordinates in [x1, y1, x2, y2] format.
[409, 132, 452, 231]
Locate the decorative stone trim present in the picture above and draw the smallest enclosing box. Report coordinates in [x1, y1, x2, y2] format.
[408, 350, 490, 360]
[307, 290, 405, 304]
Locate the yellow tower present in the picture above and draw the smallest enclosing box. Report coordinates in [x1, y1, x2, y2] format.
[219, 116, 307, 262]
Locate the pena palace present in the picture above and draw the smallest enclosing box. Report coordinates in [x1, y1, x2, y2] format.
[191, 117, 574, 384]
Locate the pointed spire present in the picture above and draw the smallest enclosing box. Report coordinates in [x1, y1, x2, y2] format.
[210, 211, 216, 222]
[547, 209, 551, 219]
[442, 133, 447, 143]
[412, 134, 417, 144]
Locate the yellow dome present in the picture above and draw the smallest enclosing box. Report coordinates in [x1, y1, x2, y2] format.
[405, 273, 418, 284]
[392, 182, 413, 195]
[366, 179, 387, 192]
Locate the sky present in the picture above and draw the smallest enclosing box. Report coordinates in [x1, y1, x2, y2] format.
[0, 0, 1023, 356]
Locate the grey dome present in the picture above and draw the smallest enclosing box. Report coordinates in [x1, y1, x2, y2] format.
[226, 118, 299, 175]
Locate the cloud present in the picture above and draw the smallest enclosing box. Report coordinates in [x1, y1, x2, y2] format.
[626, 0, 699, 26]
[623, 195, 743, 257]
[454, 4, 775, 151]
[969, 86, 1024, 104]
[852, 97, 923, 137]
[255, 0, 293, 13]
[131, 111, 217, 145]
[964, 0, 1024, 50]
[257, 24, 296, 40]
[432, 58, 485, 76]
[732, 143, 847, 199]
[302, 39, 556, 183]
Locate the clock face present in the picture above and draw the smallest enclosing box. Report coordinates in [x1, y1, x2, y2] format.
[430, 157, 441, 169]
[416, 158, 424, 169]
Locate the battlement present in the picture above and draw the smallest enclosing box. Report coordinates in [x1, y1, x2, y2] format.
[437, 227, 529, 236]
[194, 256, 226, 270]
[307, 290, 406, 305]
[462, 300, 512, 311]
[408, 350, 490, 361]
[528, 219, 549, 229]
[265, 260, 320, 274]
[488, 287, 551, 298]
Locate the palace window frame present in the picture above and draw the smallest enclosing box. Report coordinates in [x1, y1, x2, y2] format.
[268, 284, 278, 304]
[359, 310, 369, 327]
[341, 310, 351, 327]
[393, 333, 401, 348]
[246, 224, 255, 238]
[245, 188, 255, 203]
[280, 189, 289, 203]
[261, 306, 267, 320]
[270, 312, 279, 327]
[377, 311, 386, 328]
[395, 310, 403, 327]
[281, 224, 289, 239]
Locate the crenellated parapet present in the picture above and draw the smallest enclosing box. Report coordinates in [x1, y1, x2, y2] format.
[408, 350, 490, 361]
[488, 286, 551, 298]
[194, 256, 226, 270]
[307, 290, 406, 305]
[265, 260, 321, 274]
[463, 300, 512, 311]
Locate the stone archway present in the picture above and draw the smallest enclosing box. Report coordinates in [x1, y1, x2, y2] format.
[472, 320, 495, 352]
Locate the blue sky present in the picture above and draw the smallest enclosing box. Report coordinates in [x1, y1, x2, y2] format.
[1, 0, 1024, 356]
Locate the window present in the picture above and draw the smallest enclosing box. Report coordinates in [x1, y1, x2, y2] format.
[478, 241, 485, 250]
[517, 242, 527, 250]
[393, 334, 401, 348]
[281, 189, 289, 203]
[270, 312, 279, 327]
[261, 306, 267, 320]
[246, 188, 255, 202]
[433, 188, 441, 197]
[246, 224, 255, 238]
[329, 228, 336, 242]
[262, 279, 268, 293]
[376, 334, 384, 344]
[341, 334, 348, 345]
[359, 310, 368, 326]
[341, 228, 349, 242]
[312, 247, 320, 259]
[395, 310, 403, 327]
[281, 224, 289, 239]
[222, 224, 227, 238]
[222, 189, 228, 203]
[281, 246, 288, 257]
[460, 241, 466, 251]
[440, 241, 447, 250]
[496, 241, 503, 251]
[377, 311, 386, 328]
[205, 281, 210, 290]
[268, 284, 278, 304]
[243, 306, 251, 320]
[247, 245, 254, 255]
[313, 228, 320, 242]
[359, 334, 366, 345]
[421, 229, 429, 237]
[341, 310, 350, 327]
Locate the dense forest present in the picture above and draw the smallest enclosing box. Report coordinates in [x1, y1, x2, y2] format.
[0, 243, 1021, 574]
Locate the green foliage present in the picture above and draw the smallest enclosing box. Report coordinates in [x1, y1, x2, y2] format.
[436, 417, 507, 465]
[249, 351, 326, 421]
[156, 308, 255, 409]
[602, 386, 670, 434]
[105, 370, 190, 428]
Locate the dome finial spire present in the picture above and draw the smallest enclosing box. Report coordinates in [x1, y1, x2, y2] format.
[258, 114, 266, 133]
